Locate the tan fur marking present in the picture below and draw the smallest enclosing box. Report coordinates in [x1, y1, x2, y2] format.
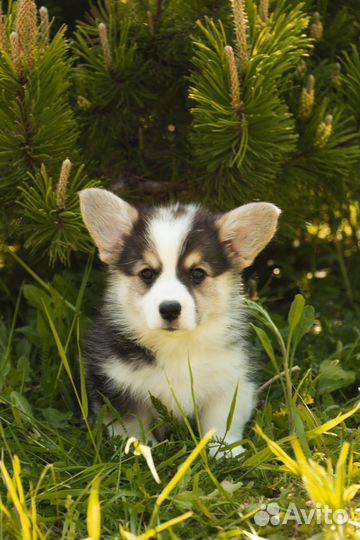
[183, 251, 203, 270]
[143, 249, 161, 270]
[183, 251, 213, 278]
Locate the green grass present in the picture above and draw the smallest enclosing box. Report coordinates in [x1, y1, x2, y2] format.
[1, 242, 359, 540]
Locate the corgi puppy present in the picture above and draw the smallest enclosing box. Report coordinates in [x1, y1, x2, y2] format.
[79, 188, 280, 457]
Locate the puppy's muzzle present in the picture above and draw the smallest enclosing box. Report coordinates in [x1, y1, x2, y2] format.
[159, 301, 181, 322]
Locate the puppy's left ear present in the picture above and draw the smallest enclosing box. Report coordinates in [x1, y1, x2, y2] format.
[216, 202, 281, 270]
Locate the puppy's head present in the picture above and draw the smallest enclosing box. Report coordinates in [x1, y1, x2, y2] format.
[79, 189, 281, 336]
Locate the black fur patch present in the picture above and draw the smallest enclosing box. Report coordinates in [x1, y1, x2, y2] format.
[83, 316, 154, 415]
[177, 210, 231, 287]
[115, 209, 153, 275]
[86, 368, 135, 417]
[169, 204, 188, 218]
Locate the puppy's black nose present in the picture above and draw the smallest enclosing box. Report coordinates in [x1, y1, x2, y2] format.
[159, 301, 181, 321]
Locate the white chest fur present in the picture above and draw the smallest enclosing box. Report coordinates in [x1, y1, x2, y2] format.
[102, 334, 249, 418]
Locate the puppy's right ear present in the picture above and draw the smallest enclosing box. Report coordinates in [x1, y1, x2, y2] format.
[79, 188, 138, 264]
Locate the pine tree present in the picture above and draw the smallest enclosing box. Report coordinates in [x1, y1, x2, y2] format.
[0, 0, 98, 265]
[189, 0, 360, 226]
[73, 2, 152, 169]
[0, 1, 77, 208]
[72, 0, 219, 182]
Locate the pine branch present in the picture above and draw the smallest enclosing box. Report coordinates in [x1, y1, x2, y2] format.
[189, 14, 309, 206]
[73, 12, 151, 163]
[338, 45, 360, 123]
[17, 162, 100, 266]
[0, 4, 78, 214]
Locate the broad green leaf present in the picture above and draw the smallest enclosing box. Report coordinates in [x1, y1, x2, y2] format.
[23, 283, 49, 311]
[288, 294, 306, 334]
[317, 359, 356, 394]
[251, 324, 277, 366]
[42, 407, 73, 429]
[10, 391, 33, 422]
[16, 356, 31, 384]
[293, 304, 315, 348]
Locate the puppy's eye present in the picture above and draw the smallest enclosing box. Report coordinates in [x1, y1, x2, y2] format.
[190, 267, 207, 285]
[139, 268, 156, 284]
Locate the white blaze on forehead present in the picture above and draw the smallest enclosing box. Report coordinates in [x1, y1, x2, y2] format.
[148, 206, 197, 274]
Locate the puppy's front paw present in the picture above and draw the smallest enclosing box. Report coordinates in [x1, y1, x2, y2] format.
[208, 440, 245, 459]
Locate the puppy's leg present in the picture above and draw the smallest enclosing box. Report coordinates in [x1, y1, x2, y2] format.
[200, 380, 256, 458]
